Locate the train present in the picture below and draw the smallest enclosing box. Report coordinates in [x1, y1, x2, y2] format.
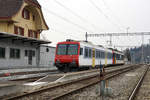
[54, 39, 124, 72]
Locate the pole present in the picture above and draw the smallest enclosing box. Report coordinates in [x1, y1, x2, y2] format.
[141, 34, 144, 64]
[85, 32, 88, 42]
[110, 35, 112, 47]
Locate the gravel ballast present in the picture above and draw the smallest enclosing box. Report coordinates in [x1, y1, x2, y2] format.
[57, 65, 146, 100]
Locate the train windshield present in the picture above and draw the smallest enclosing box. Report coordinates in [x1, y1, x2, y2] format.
[57, 44, 78, 55]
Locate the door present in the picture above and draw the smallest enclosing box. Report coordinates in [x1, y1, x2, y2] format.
[92, 48, 95, 68]
[28, 50, 32, 65]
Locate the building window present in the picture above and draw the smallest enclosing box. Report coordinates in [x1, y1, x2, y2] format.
[25, 50, 28, 56]
[0, 47, 5, 58]
[28, 30, 38, 38]
[25, 50, 35, 57]
[32, 15, 35, 21]
[10, 48, 20, 59]
[14, 26, 24, 36]
[22, 9, 30, 20]
[32, 50, 35, 57]
[28, 30, 33, 37]
[46, 48, 49, 52]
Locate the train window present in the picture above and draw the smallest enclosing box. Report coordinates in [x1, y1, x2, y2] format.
[68, 44, 78, 55]
[89, 49, 92, 58]
[98, 51, 101, 58]
[80, 48, 83, 55]
[96, 50, 100, 58]
[101, 51, 105, 58]
[57, 44, 67, 55]
[84, 48, 88, 58]
[107, 53, 112, 59]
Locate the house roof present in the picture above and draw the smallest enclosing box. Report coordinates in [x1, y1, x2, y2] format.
[0, 32, 51, 44]
[0, 0, 40, 19]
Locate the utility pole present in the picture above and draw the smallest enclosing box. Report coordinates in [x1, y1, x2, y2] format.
[126, 27, 130, 34]
[85, 32, 88, 42]
[141, 34, 144, 64]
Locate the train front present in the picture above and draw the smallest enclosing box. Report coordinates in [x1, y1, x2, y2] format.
[54, 41, 80, 72]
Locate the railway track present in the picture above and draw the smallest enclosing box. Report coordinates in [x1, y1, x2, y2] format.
[1, 65, 139, 100]
[128, 65, 150, 100]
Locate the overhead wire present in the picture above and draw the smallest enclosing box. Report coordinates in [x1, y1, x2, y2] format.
[89, 0, 122, 32]
[53, 0, 104, 32]
[101, 0, 126, 29]
[41, 7, 86, 37]
[41, 7, 94, 33]
[50, 27, 82, 39]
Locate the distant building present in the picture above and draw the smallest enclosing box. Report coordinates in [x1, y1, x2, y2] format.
[0, 0, 51, 69]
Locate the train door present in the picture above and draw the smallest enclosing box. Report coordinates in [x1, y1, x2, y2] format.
[92, 48, 95, 68]
[113, 53, 116, 64]
[112, 52, 115, 64]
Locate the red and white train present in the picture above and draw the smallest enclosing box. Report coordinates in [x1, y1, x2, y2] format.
[54, 40, 124, 72]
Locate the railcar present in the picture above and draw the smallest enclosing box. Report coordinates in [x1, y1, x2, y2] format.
[54, 39, 124, 72]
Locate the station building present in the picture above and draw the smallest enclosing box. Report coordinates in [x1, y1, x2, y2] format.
[0, 0, 51, 69]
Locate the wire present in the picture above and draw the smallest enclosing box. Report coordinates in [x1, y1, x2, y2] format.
[50, 27, 82, 39]
[53, 0, 104, 32]
[101, 0, 126, 29]
[42, 7, 94, 33]
[89, 0, 122, 31]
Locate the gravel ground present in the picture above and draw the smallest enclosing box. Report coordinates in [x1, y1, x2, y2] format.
[57, 65, 146, 100]
[135, 66, 150, 100]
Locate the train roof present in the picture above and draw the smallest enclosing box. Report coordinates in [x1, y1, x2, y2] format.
[57, 39, 124, 54]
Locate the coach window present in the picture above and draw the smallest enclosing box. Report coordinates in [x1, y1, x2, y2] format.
[96, 50, 99, 58]
[80, 48, 83, 55]
[101, 51, 105, 58]
[0, 47, 5, 58]
[84, 48, 88, 58]
[89, 48, 92, 58]
[98, 51, 101, 58]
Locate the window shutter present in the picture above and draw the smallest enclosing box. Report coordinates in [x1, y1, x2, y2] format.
[21, 28, 24, 36]
[14, 26, 18, 34]
[22, 9, 24, 18]
[27, 10, 30, 19]
[35, 31, 38, 38]
[28, 30, 30, 37]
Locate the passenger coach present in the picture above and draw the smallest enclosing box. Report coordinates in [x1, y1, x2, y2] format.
[54, 40, 124, 72]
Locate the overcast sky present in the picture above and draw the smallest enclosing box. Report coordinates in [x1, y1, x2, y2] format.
[38, 0, 150, 50]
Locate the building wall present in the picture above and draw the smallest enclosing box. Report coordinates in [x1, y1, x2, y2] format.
[0, 22, 8, 33]
[0, 39, 38, 69]
[39, 45, 56, 67]
[0, 1, 48, 39]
